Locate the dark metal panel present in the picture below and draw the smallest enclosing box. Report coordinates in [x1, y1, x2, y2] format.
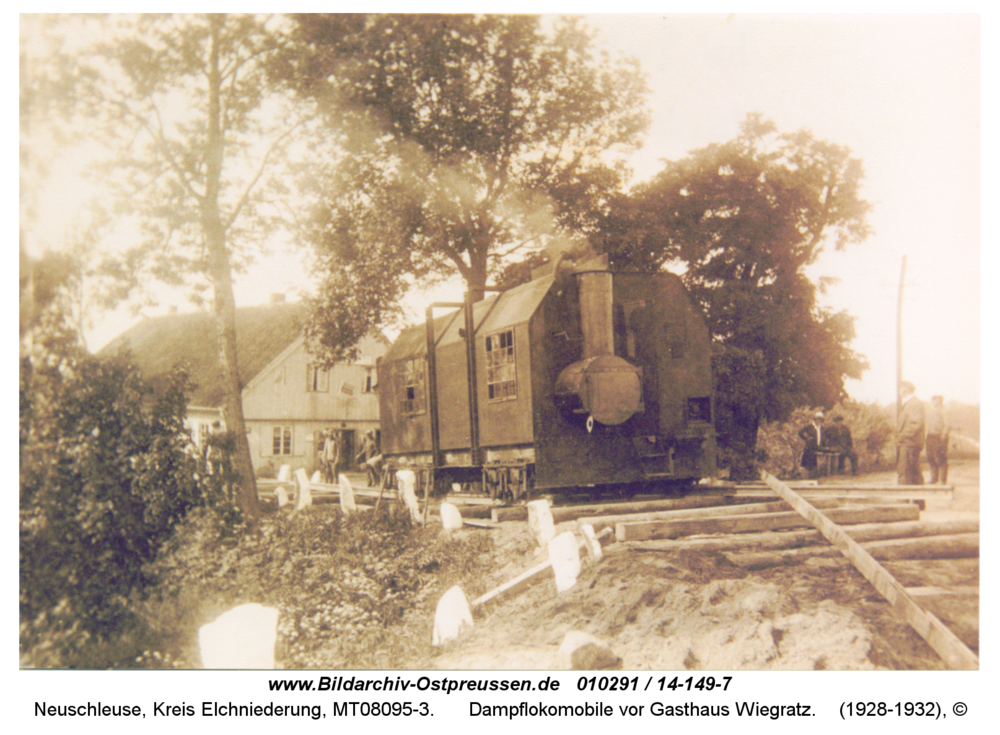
[477, 319, 534, 448]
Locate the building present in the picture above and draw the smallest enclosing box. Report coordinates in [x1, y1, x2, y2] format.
[101, 298, 388, 476]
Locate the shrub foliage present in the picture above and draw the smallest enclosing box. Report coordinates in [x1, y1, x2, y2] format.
[19, 320, 227, 665]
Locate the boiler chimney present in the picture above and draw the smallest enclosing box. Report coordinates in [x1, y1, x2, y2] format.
[578, 269, 614, 360]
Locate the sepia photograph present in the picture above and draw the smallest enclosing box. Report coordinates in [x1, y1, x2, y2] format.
[19, 11, 981, 680]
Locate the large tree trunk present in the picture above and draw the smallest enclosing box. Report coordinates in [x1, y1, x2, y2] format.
[204, 14, 259, 521]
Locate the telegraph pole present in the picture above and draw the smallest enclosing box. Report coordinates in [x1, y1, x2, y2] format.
[896, 256, 907, 414]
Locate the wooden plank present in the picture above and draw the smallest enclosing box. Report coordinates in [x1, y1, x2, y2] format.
[616, 504, 920, 542]
[726, 533, 980, 569]
[579, 497, 855, 534]
[906, 586, 979, 597]
[720, 485, 953, 501]
[491, 494, 762, 523]
[760, 471, 978, 670]
[626, 519, 980, 554]
[461, 518, 500, 529]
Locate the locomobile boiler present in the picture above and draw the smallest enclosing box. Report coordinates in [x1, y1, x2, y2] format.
[377, 254, 717, 501]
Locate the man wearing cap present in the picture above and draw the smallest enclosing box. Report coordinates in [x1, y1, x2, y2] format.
[825, 415, 859, 476]
[798, 411, 826, 479]
[896, 381, 925, 485]
[925, 395, 951, 484]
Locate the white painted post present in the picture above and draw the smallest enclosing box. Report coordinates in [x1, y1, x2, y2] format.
[311, 470, 322, 484]
[527, 499, 556, 547]
[396, 470, 421, 523]
[431, 586, 473, 645]
[338, 473, 357, 514]
[294, 468, 312, 510]
[198, 604, 280, 669]
[580, 524, 603, 562]
[277, 465, 291, 482]
[439, 502, 463, 531]
[275, 486, 288, 508]
[549, 531, 581, 593]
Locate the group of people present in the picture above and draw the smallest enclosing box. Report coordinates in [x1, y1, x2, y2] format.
[798, 411, 858, 479]
[798, 382, 950, 485]
[897, 382, 951, 486]
[318, 428, 382, 486]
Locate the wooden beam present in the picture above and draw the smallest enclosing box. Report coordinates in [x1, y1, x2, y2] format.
[616, 504, 919, 542]
[491, 494, 762, 523]
[625, 519, 979, 554]
[906, 586, 979, 597]
[760, 471, 978, 670]
[722, 485, 953, 501]
[726, 533, 980, 569]
[578, 497, 856, 534]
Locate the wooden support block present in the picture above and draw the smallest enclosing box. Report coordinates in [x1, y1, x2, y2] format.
[616, 504, 919, 542]
[760, 471, 978, 671]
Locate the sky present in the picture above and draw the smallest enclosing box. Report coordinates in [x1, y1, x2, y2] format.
[21, 12, 984, 406]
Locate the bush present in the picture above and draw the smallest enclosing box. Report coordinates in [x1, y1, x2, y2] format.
[19, 322, 229, 667]
[140, 504, 497, 669]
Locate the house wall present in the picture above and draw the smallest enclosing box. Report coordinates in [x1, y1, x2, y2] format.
[241, 334, 387, 476]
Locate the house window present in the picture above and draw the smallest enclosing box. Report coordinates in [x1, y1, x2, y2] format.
[272, 426, 293, 455]
[486, 328, 517, 402]
[306, 364, 329, 392]
[362, 367, 376, 394]
[687, 397, 711, 423]
[197, 422, 210, 448]
[401, 359, 426, 416]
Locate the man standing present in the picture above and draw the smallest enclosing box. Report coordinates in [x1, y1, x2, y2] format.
[322, 429, 341, 484]
[925, 395, 951, 484]
[897, 381, 925, 485]
[825, 415, 859, 476]
[355, 429, 381, 487]
[798, 410, 825, 479]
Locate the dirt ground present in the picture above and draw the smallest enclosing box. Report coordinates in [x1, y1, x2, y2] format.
[430, 461, 979, 671]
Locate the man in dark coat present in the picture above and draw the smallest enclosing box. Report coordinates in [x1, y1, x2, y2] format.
[798, 410, 825, 479]
[825, 415, 858, 476]
[896, 381, 925, 485]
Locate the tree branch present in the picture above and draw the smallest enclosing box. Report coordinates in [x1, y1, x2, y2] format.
[223, 119, 305, 233]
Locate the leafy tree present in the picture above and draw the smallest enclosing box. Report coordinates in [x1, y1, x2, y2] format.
[38, 14, 310, 518]
[272, 14, 649, 361]
[600, 115, 871, 478]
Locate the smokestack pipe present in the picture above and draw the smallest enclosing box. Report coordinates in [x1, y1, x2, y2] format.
[578, 271, 614, 360]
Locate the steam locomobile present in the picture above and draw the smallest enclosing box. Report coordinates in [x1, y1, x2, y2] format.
[377, 254, 717, 501]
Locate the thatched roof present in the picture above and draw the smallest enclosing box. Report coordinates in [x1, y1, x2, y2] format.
[101, 302, 306, 407]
